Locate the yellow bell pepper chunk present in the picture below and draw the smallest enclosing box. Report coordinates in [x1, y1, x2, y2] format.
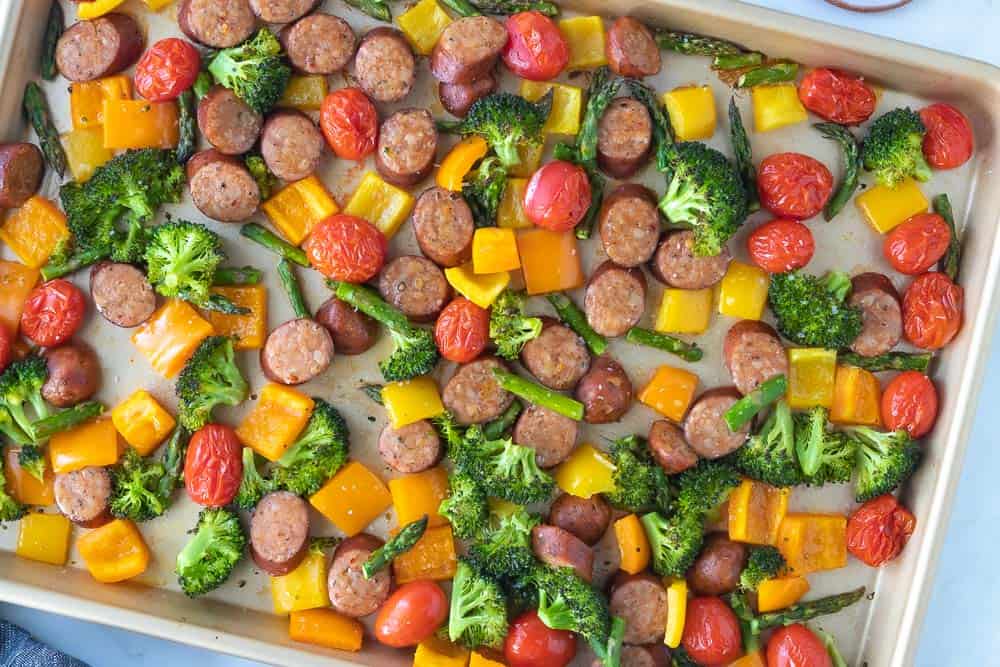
[272, 548, 330, 615]
[638, 366, 699, 422]
[520, 80, 583, 135]
[382, 376, 445, 428]
[77, 0, 129, 18]
[17, 513, 72, 566]
[559, 16, 608, 70]
[414, 635, 470, 667]
[655, 288, 713, 334]
[445, 263, 510, 309]
[663, 86, 717, 141]
[77, 519, 151, 583]
[143, 0, 176, 10]
[289, 608, 363, 652]
[752, 83, 808, 133]
[4, 447, 54, 506]
[777, 513, 847, 576]
[310, 461, 392, 537]
[277, 76, 328, 112]
[203, 285, 268, 350]
[103, 99, 179, 150]
[663, 578, 688, 649]
[390, 466, 450, 528]
[62, 126, 114, 182]
[728, 479, 789, 546]
[856, 178, 929, 233]
[438, 137, 489, 191]
[394, 524, 458, 584]
[830, 365, 882, 426]
[614, 514, 650, 574]
[50, 418, 119, 474]
[729, 651, 767, 667]
[469, 651, 505, 667]
[508, 142, 544, 178]
[262, 175, 339, 245]
[787, 348, 837, 409]
[131, 299, 215, 378]
[237, 384, 314, 462]
[498, 178, 532, 229]
[397, 0, 453, 55]
[517, 229, 585, 296]
[69, 76, 131, 130]
[111, 390, 176, 457]
[343, 172, 415, 239]
[757, 576, 810, 613]
[554, 443, 616, 498]
[0, 260, 39, 335]
[473, 227, 521, 274]
[0, 196, 69, 269]
[718, 261, 770, 321]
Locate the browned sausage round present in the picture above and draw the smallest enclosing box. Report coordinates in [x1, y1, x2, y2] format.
[261, 110, 324, 182]
[187, 149, 261, 222]
[647, 419, 698, 474]
[378, 420, 442, 473]
[512, 404, 578, 468]
[651, 230, 731, 289]
[599, 184, 661, 268]
[315, 297, 378, 355]
[531, 524, 594, 582]
[412, 187, 475, 268]
[597, 97, 653, 179]
[548, 493, 611, 546]
[609, 573, 669, 645]
[198, 86, 263, 156]
[352, 28, 416, 103]
[687, 533, 748, 596]
[42, 344, 101, 409]
[328, 533, 392, 618]
[90, 261, 156, 328]
[56, 14, 144, 82]
[520, 319, 591, 391]
[574, 354, 633, 424]
[378, 255, 451, 323]
[683, 388, 749, 459]
[179, 0, 256, 48]
[431, 16, 508, 85]
[585, 261, 647, 338]
[439, 74, 499, 118]
[54, 466, 112, 528]
[249, 0, 318, 23]
[606, 17, 662, 78]
[279, 13, 355, 74]
[723, 320, 789, 396]
[375, 109, 439, 188]
[442, 356, 515, 425]
[848, 272, 902, 357]
[250, 491, 311, 576]
[0, 143, 43, 209]
[260, 318, 334, 385]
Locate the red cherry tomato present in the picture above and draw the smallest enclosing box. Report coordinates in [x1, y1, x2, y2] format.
[184, 424, 243, 507]
[747, 219, 815, 273]
[502, 11, 569, 82]
[902, 272, 963, 350]
[681, 597, 742, 666]
[523, 160, 591, 232]
[881, 370, 938, 438]
[758, 153, 834, 220]
[20, 279, 85, 348]
[798, 68, 877, 125]
[767, 624, 833, 667]
[919, 103, 974, 170]
[883, 213, 951, 276]
[134, 38, 201, 102]
[847, 494, 917, 567]
[0, 326, 12, 374]
[504, 610, 576, 667]
[434, 297, 489, 363]
[374, 580, 449, 648]
[303, 214, 387, 283]
[320, 88, 379, 161]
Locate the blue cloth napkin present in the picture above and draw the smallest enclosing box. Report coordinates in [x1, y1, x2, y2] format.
[0, 621, 89, 667]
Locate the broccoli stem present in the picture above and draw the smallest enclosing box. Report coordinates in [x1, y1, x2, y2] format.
[751, 587, 866, 633]
[362, 515, 428, 579]
[175, 89, 197, 165]
[729, 97, 760, 212]
[546, 293, 607, 356]
[483, 400, 523, 440]
[934, 194, 961, 282]
[625, 327, 703, 363]
[361, 384, 384, 405]
[40, 246, 108, 281]
[330, 280, 412, 331]
[492, 368, 584, 421]
[438, 0, 480, 15]
[654, 30, 744, 56]
[22, 82, 67, 177]
[724, 375, 787, 432]
[839, 351, 933, 373]
[714, 52, 764, 70]
[241, 223, 310, 267]
[213, 266, 263, 286]
[277, 259, 311, 320]
[193, 71, 213, 100]
[627, 78, 675, 173]
[589, 616, 625, 667]
[40, 1, 64, 81]
[31, 401, 104, 441]
[815, 123, 862, 222]
[736, 62, 799, 88]
[341, 0, 391, 21]
[156, 426, 190, 499]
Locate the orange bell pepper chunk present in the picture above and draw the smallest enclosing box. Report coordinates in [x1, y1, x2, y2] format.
[728, 478, 789, 546]
[0, 260, 39, 335]
[111, 390, 176, 456]
[131, 300, 215, 378]
[777, 513, 847, 576]
[69, 75, 132, 129]
[728, 650, 767, 667]
[437, 136, 489, 191]
[102, 99, 179, 150]
[49, 418, 120, 474]
[638, 365, 699, 422]
[516, 229, 584, 295]
[389, 466, 450, 528]
[830, 365, 882, 426]
[613, 514, 650, 574]
[757, 576, 810, 613]
[393, 524, 458, 584]
[289, 608, 363, 652]
[310, 461, 392, 536]
[472, 227, 521, 274]
[77, 519, 151, 583]
[0, 196, 69, 269]
[262, 175, 339, 245]
[202, 285, 268, 350]
[4, 447, 54, 505]
[236, 383, 314, 462]
[414, 635, 470, 667]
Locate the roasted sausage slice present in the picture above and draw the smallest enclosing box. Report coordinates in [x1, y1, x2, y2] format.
[0, 143, 44, 209]
[249, 0, 318, 23]
[90, 261, 157, 329]
[599, 184, 661, 268]
[606, 17, 662, 78]
[532, 524, 594, 582]
[439, 74, 499, 118]
[376, 109, 439, 188]
[687, 533, 748, 596]
[597, 97, 653, 179]
[651, 230, 731, 289]
[412, 187, 475, 268]
[609, 573, 669, 645]
[512, 404, 578, 468]
[647, 420, 698, 474]
[378, 255, 451, 323]
[250, 491, 311, 576]
[56, 14, 144, 82]
[585, 261, 647, 338]
[378, 420, 442, 474]
[443, 357, 515, 425]
[187, 149, 261, 222]
[328, 534, 392, 618]
[42, 344, 101, 408]
[520, 319, 591, 391]
[54, 466, 112, 528]
[848, 272, 903, 357]
[431, 16, 508, 85]
[179, 0, 256, 48]
[280, 13, 356, 74]
[260, 318, 335, 385]
[315, 297, 378, 356]
[261, 110, 324, 182]
[549, 493, 611, 546]
[683, 388, 749, 459]
[723, 320, 789, 396]
[574, 354, 633, 424]
[353, 28, 416, 103]
[197, 86, 263, 156]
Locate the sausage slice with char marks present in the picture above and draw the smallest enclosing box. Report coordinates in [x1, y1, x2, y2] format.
[375, 109, 439, 188]
[683, 388, 749, 459]
[549, 493, 611, 546]
[647, 420, 698, 474]
[260, 318, 334, 385]
[609, 573, 669, 645]
[0, 143, 44, 209]
[687, 533, 748, 596]
[531, 524, 594, 582]
[328, 534, 393, 618]
[261, 110, 324, 182]
[606, 17, 662, 78]
[249, 0, 318, 23]
[574, 354, 633, 424]
[378, 420, 442, 473]
[250, 491, 311, 576]
[599, 184, 661, 268]
[597, 97, 653, 179]
[280, 13, 356, 74]
[848, 272, 903, 357]
[724, 320, 789, 396]
[187, 149, 261, 222]
[512, 404, 578, 468]
[585, 261, 647, 338]
[42, 344, 101, 409]
[412, 187, 475, 268]
[431, 16, 508, 85]
[198, 86, 263, 156]
[179, 0, 256, 49]
[443, 356, 515, 425]
[439, 74, 499, 118]
[520, 319, 591, 391]
[315, 297, 378, 355]
[378, 255, 451, 323]
[54, 466, 112, 528]
[651, 230, 731, 289]
[353, 28, 416, 103]
[90, 261, 157, 329]
[56, 14, 144, 82]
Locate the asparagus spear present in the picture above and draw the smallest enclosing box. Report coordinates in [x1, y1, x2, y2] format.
[838, 351, 933, 373]
[724, 375, 787, 431]
[627, 78, 675, 173]
[241, 223, 310, 267]
[213, 266, 263, 286]
[277, 259, 311, 320]
[625, 328, 703, 363]
[341, 0, 391, 22]
[714, 52, 764, 70]
[934, 193, 961, 282]
[440, 0, 559, 15]
[362, 516, 429, 578]
[736, 62, 798, 88]
[483, 400, 524, 440]
[815, 123, 862, 221]
[546, 293, 607, 356]
[156, 426, 190, 498]
[729, 97, 759, 212]
[22, 82, 67, 177]
[40, 1, 64, 81]
[654, 30, 744, 56]
[31, 401, 104, 441]
[175, 89, 197, 164]
[361, 384, 384, 405]
[492, 368, 585, 421]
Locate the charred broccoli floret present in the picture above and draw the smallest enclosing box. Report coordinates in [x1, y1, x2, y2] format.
[175, 336, 249, 431]
[449, 560, 509, 649]
[439, 473, 489, 539]
[674, 459, 742, 518]
[0, 452, 26, 522]
[489, 289, 542, 361]
[732, 400, 804, 487]
[17, 444, 46, 483]
[862, 108, 931, 188]
[207, 29, 291, 114]
[450, 425, 554, 504]
[605, 435, 672, 514]
[244, 154, 278, 201]
[272, 399, 349, 497]
[641, 511, 705, 578]
[0, 356, 49, 442]
[175, 508, 247, 597]
[848, 426, 921, 502]
[739, 546, 786, 592]
[523, 563, 612, 653]
[109, 448, 170, 522]
[794, 407, 856, 485]
[768, 270, 862, 349]
[439, 91, 553, 168]
[465, 505, 540, 581]
[463, 156, 508, 228]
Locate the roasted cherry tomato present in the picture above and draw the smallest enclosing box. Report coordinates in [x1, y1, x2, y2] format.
[681, 596, 742, 666]
[20, 279, 85, 348]
[134, 38, 201, 101]
[504, 610, 577, 667]
[184, 424, 243, 507]
[304, 214, 387, 283]
[767, 624, 833, 667]
[434, 297, 489, 363]
[320, 88, 379, 161]
[798, 68, 877, 125]
[747, 219, 815, 273]
[919, 103, 974, 170]
[881, 370, 938, 438]
[0, 325, 12, 375]
[902, 272, 963, 350]
[883, 213, 951, 276]
[374, 580, 448, 648]
[847, 494, 917, 567]
[502, 11, 569, 82]
[758, 153, 834, 220]
[523, 160, 591, 232]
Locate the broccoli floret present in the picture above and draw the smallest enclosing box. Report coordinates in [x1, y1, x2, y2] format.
[207, 29, 291, 114]
[848, 426, 921, 502]
[794, 407, 856, 485]
[440, 92, 553, 168]
[0, 452, 26, 522]
[175, 508, 247, 597]
[768, 271, 863, 349]
[605, 435, 672, 514]
[244, 154, 278, 201]
[862, 108, 931, 188]
[732, 400, 804, 487]
[463, 156, 508, 228]
[272, 399, 349, 497]
[432, 411, 465, 453]
[673, 458, 741, 518]
[235, 447, 275, 510]
[658, 142, 748, 257]
[465, 505, 540, 581]
[739, 546, 786, 592]
[0, 357, 49, 441]
[0, 406, 30, 446]
[451, 425, 554, 504]
[641, 511, 705, 577]
[448, 560, 509, 649]
[438, 473, 489, 539]
[489, 290, 542, 360]
[525, 563, 611, 650]
[17, 444, 46, 483]
[109, 448, 171, 522]
[175, 337, 249, 431]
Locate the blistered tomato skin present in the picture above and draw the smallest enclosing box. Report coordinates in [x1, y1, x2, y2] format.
[502, 11, 569, 82]
[184, 424, 243, 507]
[434, 297, 490, 363]
[881, 370, 939, 438]
[134, 38, 201, 102]
[320, 88, 379, 161]
[798, 68, 877, 125]
[919, 103, 974, 170]
[758, 153, 834, 220]
[20, 279, 86, 348]
[884, 213, 951, 276]
[304, 214, 388, 283]
[902, 272, 963, 350]
[523, 160, 592, 232]
[767, 624, 833, 667]
[504, 610, 577, 667]
[847, 494, 917, 567]
[374, 580, 449, 648]
[681, 596, 742, 666]
[747, 219, 815, 273]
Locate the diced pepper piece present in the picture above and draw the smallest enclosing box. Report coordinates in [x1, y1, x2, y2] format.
[663, 86, 717, 141]
[277, 76, 328, 112]
[4, 447, 54, 506]
[655, 288, 713, 334]
[614, 514, 650, 574]
[77, 519, 151, 583]
[663, 578, 688, 649]
[61, 126, 114, 182]
[757, 576, 810, 613]
[102, 99, 179, 150]
[310, 461, 392, 537]
[830, 365, 882, 426]
[0, 196, 69, 269]
[131, 299, 215, 378]
[289, 608, 363, 652]
[469, 652, 505, 667]
[143, 0, 176, 10]
[718, 261, 770, 321]
[553, 443, 616, 499]
[414, 635, 471, 667]
[262, 175, 339, 245]
[728, 651, 767, 667]
[752, 83, 808, 133]
[0, 260, 39, 335]
[728, 479, 789, 546]
[517, 229, 584, 295]
[444, 263, 510, 309]
[343, 171, 415, 239]
[50, 418, 119, 474]
[272, 549, 330, 615]
[382, 377, 445, 429]
[507, 142, 544, 178]
[558, 16, 608, 70]
[855, 178, 929, 233]
[397, 0, 452, 55]
[498, 178, 532, 229]
[473, 227, 521, 274]
[787, 348, 837, 410]
[394, 525, 458, 584]
[777, 513, 847, 576]
[111, 390, 176, 456]
[77, 0, 128, 18]
[390, 466, 450, 528]
[202, 285, 267, 350]
[520, 80, 583, 135]
[69, 76, 132, 129]
[638, 365, 699, 422]
[17, 513, 72, 566]
[437, 137, 489, 191]
[236, 384, 314, 462]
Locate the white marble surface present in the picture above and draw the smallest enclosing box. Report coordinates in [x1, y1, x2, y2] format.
[2, 1, 998, 665]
